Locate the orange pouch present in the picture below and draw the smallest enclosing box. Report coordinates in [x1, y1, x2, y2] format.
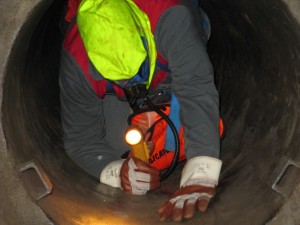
[130, 106, 225, 171]
[130, 106, 186, 171]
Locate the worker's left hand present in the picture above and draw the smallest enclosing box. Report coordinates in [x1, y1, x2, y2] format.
[158, 185, 215, 222]
[158, 156, 222, 222]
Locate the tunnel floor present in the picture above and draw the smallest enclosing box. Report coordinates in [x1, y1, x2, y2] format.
[2, 0, 300, 224]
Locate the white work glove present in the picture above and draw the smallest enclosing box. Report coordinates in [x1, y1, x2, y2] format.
[158, 156, 222, 222]
[100, 159, 126, 188]
[100, 158, 160, 195]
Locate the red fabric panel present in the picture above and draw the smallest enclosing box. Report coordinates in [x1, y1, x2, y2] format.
[65, 0, 82, 22]
[63, 23, 106, 98]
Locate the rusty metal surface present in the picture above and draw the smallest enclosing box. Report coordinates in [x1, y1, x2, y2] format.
[267, 183, 300, 225]
[1, 0, 300, 224]
[19, 160, 53, 200]
[0, 0, 54, 224]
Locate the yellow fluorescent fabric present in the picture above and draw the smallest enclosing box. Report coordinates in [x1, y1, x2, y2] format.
[77, 0, 157, 87]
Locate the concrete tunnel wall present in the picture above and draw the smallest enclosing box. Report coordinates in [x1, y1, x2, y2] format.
[0, 0, 300, 224]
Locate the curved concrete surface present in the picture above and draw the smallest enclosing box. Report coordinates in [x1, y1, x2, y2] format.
[1, 0, 300, 224]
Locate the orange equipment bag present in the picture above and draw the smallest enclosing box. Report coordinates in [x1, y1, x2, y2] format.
[130, 105, 225, 171]
[130, 105, 186, 171]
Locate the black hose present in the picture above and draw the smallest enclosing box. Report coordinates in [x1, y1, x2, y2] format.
[144, 98, 180, 181]
[125, 85, 180, 181]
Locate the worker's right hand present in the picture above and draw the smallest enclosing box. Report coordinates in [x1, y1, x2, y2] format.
[120, 157, 160, 195]
[100, 158, 160, 194]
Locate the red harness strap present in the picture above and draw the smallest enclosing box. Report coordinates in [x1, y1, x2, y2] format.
[133, 0, 180, 88]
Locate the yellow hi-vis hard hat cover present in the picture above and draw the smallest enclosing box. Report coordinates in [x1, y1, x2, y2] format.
[77, 0, 157, 87]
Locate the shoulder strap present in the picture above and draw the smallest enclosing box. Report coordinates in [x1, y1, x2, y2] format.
[156, 58, 170, 72]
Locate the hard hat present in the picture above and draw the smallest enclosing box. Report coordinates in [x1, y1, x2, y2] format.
[77, 0, 157, 88]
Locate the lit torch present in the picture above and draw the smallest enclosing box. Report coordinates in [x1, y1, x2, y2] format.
[125, 126, 150, 164]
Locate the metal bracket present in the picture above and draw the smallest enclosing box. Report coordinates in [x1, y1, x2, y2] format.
[19, 160, 53, 200]
[272, 159, 300, 198]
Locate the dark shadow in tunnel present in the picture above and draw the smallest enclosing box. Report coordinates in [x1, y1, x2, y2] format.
[2, 0, 300, 224]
